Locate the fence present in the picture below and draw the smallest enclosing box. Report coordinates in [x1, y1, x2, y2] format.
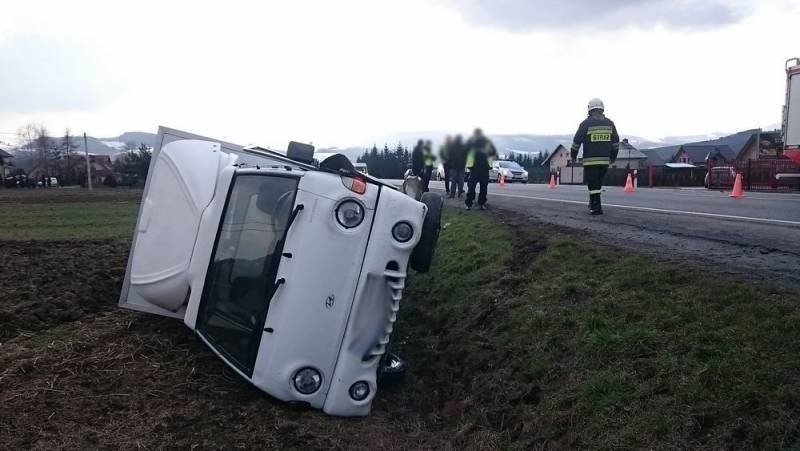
[552, 166, 706, 188]
[708, 159, 800, 191]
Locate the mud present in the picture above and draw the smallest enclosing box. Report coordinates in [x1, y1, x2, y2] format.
[0, 240, 129, 340]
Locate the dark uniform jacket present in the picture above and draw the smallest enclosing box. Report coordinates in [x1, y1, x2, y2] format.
[570, 114, 620, 166]
[448, 140, 467, 170]
[411, 144, 425, 175]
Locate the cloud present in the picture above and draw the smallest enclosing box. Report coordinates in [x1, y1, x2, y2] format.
[0, 34, 115, 113]
[440, 0, 752, 32]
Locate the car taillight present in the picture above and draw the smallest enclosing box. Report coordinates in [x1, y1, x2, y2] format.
[341, 176, 367, 195]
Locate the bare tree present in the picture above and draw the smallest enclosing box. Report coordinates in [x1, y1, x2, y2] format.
[32, 125, 61, 179]
[61, 128, 79, 182]
[17, 123, 37, 153]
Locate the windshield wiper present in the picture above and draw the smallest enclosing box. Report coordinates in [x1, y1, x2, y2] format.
[286, 204, 304, 231]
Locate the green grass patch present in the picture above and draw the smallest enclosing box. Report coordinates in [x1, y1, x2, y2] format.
[0, 201, 138, 240]
[401, 208, 800, 449]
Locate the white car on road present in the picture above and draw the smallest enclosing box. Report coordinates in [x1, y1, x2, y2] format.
[119, 127, 442, 417]
[490, 161, 528, 183]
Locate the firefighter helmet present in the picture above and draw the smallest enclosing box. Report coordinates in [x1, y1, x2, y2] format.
[587, 98, 605, 112]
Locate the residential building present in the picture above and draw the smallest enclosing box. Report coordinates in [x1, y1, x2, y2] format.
[30, 153, 113, 184]
[641, 129, 783, 167]
[541, 144, 572, 173]
[0, 149, 14, 182]
[612, 139, 648, 169]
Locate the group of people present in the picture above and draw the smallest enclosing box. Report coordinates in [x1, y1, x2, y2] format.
[409, 98, 620, 215]
[411, 128, 498, 210]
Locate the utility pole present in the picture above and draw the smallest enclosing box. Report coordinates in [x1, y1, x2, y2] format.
[83, 132, 92, 190]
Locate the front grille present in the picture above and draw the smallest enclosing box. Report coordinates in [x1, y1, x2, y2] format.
[512, 171, 523, 176]
[363, 266, 406, 361]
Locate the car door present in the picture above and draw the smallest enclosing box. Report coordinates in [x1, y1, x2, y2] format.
[119, 138, 237, 319]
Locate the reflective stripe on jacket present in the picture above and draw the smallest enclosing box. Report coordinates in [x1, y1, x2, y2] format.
[570, 114, 620, 165]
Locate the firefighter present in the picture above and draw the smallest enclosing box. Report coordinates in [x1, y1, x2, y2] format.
[570, 98, 620, 215]
[422, 140, 436, 192]
[464, 128, 497, 210]
[439, 136, 453, 195]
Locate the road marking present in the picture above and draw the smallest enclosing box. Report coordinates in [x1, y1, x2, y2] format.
[430, 187, 800, 226]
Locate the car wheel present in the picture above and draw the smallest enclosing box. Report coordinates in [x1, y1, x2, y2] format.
[410, 192, 443, 273]
[377, 352, 407, 386]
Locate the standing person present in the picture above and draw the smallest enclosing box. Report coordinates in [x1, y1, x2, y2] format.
[439, 136, 453, 195]
[448, 134, 467, 198]
[570, 98, 620, 215]
[422, 140, 436, 192]
[464, 128, 497, 210]
[411, 139, 425, 177]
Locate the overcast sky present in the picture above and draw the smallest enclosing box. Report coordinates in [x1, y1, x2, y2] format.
[0, 0, 798, 147]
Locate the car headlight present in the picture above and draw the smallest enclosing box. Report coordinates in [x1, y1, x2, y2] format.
[293, 367, 322, 395]
[336, 200, 365, 228]
[392, 221, 413, 242]
[349, 381, 370, 401]
[523, 171, 529, 177]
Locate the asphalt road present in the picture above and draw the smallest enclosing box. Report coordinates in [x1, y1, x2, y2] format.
[426, 181, 800, 286]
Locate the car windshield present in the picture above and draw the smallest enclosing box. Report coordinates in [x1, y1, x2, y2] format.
[197, 174, 298, 374]
[499, 162, 523, 169]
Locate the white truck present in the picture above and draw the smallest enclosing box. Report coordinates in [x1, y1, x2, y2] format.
[119, 127, 442, 417]
[783, 58, 800, 166]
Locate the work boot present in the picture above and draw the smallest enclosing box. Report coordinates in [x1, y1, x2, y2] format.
[465, 204, 472, 211]
[589, 194, 603, 215]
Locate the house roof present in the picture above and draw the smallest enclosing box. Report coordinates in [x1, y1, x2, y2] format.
[665, 162, 698, 169]
[641, 146, 680, 166]
[680, 144, 735, 162]
[541, 144, 568, 166]
[691, 129, 758, 158]
[617, 140, 648, 159]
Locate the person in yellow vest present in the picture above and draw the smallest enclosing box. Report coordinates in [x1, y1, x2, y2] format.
[464, 128, 497, 210]
[422, 140, 436, 192]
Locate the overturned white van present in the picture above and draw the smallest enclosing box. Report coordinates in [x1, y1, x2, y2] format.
[119, 127, 442, 416]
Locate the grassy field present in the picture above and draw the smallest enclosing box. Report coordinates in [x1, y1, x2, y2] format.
[0, 201, 138, 240]
[399, 209, 800, 448]
[2, 189, 800, 449]
[0, 188, 139, 240]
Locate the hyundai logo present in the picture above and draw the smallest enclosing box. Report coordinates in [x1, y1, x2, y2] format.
[325, 294, 335, 309]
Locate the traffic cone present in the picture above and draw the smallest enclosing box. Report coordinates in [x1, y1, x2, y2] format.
[499, 173, 506, 187]
[623, 173, 635, 193]
[548, 174, 556, 189]
[730, 173, 744, 198]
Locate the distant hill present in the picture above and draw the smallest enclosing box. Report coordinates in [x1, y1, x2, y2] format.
[359, 132, 701, 159]
[100, 132, 157, 149]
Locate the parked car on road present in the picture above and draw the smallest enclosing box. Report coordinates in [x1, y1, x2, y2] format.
[490, 161, 528, 183]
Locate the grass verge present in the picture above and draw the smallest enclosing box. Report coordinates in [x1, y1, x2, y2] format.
[397, 208, 800, 449]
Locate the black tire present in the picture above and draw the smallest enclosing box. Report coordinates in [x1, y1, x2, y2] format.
[410, 192, 443, 273]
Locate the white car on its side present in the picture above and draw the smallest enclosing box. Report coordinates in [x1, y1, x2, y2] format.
[119, 127, 442, 417]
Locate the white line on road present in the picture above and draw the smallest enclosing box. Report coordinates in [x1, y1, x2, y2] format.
[431, 188, 800, 227]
